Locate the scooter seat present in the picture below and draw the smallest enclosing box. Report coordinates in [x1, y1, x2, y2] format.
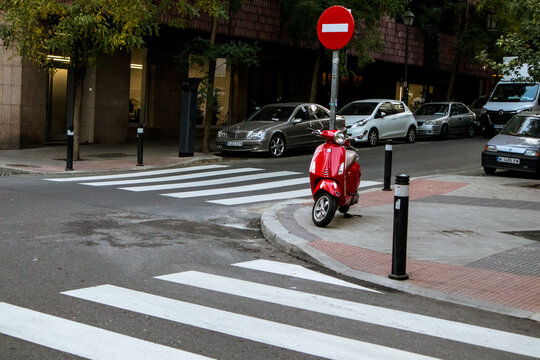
[345, 149, 358, 169]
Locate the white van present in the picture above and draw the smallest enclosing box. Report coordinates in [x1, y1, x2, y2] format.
[480, 58, 540, 136]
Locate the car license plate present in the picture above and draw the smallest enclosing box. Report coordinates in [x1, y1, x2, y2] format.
[497, 156, 520, 164]
[494, 124, 505, 129]
[226, 141, 243, 147]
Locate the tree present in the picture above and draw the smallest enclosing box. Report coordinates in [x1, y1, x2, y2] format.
[0, 0, 157, 159]
[164, 0, 258, 153]
[280, 0, 408, 102]
[477, 0, 540, 82]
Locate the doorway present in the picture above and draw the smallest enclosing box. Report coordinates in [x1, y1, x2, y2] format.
[47, 68, 74, 141]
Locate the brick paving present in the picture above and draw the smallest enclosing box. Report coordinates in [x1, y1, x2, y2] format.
[309, 240, 540, 313]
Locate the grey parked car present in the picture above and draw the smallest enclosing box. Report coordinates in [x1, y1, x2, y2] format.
[414, 102, 476, 139]
[216, 103, 344, 157]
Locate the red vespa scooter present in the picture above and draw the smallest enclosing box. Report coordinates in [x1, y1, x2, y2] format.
[309, 129, 361, 227]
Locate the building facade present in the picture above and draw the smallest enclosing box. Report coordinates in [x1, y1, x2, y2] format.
[0, 1, 491, 150]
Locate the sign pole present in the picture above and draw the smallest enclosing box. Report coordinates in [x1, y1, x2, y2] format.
[329, 50, 339, 130]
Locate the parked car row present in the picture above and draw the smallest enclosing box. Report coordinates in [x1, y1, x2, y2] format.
[216, 99, 479, 157]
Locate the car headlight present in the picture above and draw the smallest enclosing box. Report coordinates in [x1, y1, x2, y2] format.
[247, 130, 266, 139]
[352, 119, 368, 128]
[334, 131, 346, 145]
[425, 119, 441, 125]
[485, 145, 497, 152]
[518, 108, 533, 113]
[524, 149, 539, 157]
[217, 130, 227, 138]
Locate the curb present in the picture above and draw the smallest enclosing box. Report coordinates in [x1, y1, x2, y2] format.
[261, 200, 539, 321]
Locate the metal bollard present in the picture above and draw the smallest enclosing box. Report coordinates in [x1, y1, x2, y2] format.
[66, 126, 74, 171]
[389, 174, 410, 280]
[382, 140, 392, 191]
[137, 125, 144, 166]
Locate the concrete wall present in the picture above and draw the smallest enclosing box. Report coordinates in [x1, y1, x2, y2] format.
[0, 44, 22, 149]
[20, 62, 47, 146]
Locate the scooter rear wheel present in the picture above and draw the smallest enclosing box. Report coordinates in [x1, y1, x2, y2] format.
[312, 193, 338, 227]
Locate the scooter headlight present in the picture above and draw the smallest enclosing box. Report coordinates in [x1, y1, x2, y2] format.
[334, 131, 346, 145]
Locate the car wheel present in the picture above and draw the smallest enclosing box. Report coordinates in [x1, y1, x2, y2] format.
[312, 193, 338, 227]
[484, 167, 496, 175]
[467, 124, 475, 138]
[269, 134, 286, 158]
[439, 124, 449, 139]
[367, 129, 378, 146]
[405, 126, 416, 143]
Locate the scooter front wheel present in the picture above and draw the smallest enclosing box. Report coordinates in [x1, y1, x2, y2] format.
[312, 193, 338, 228]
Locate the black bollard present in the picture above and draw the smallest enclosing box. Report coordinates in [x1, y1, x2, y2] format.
[382, 140, 392, 191]
[137, 125, 144, 166]
[389, 174, 410, 280]
[66, 126, 74, 171]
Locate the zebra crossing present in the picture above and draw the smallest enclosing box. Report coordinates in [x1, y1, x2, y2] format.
[2, 260, 539, 359]
[44, 165, 382, 206]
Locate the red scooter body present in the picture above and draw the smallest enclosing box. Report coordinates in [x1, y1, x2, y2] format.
[310, 130, 361, 227]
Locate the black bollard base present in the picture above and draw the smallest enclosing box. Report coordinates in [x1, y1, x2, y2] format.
[389, 273, 409, 280]
[178, 152, 194, 157]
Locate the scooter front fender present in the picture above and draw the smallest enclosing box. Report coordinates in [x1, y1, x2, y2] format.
[312, 179, 342, 200]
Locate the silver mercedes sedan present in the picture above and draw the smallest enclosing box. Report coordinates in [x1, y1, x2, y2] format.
[216, 103, 344, 157]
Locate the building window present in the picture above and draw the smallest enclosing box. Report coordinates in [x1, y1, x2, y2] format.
[396, 82, 433, 111]
[188, 56, 232, 126]
[129, 48, 148, 124]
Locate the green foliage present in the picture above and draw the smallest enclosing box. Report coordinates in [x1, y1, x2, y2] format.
[0, 0, 158, 73]
[477, 0, 540, 82]
[280, 0, 407, 68]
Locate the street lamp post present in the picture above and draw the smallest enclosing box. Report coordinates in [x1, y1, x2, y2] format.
[402, 10, 415, 105]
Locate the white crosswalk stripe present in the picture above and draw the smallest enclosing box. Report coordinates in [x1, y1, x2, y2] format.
[44, 165, 228, 182]
[0, 303, 214, 360]
[80, 167, 263, 186]
[2, 260, 539, 359]
[62, 285, 436, 360]
[156, 270, 540, 358]
[44, 165, 382, 206]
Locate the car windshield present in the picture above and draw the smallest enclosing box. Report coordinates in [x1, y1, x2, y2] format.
[500, 115, 540, 138]
[490, 83, 539, 102]
[338, 102, 377, 116]
[415, 104, 449, 116]
[247, 106, 295, 121]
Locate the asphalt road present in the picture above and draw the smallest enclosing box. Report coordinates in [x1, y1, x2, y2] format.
[1, 136, 538, 359]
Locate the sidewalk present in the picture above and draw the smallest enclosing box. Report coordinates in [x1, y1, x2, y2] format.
[0, 141, 221, 175]
[261, 174, 540, 321]
[1, 143, 539, 320]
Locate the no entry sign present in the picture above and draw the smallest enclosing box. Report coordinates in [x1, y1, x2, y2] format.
[317, 6, 354, 50]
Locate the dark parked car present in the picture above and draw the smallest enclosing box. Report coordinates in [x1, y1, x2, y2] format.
[216, 103, 344, 157]
[469, 95, 489, 133]
[482, 112, 540, 175]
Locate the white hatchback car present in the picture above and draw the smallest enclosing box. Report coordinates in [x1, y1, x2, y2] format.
[337, 99, 417, 146]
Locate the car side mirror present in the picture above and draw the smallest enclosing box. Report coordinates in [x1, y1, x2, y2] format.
[376, 112, 386, 118]
[293, 118, 302, 124]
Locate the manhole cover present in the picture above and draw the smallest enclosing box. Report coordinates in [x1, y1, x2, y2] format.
[5, 164, 41, 168]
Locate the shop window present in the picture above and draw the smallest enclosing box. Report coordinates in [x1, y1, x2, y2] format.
[396, 82, 434, 111]
[188, 56, 232, 126]
[129, 48, 148, 124]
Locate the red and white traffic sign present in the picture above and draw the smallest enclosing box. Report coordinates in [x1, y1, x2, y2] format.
[317, 6, 354, 50]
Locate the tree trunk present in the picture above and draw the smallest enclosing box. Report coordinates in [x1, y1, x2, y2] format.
[309, 46, 323, 103]
[73, 70, 85, 161]
[446, 50, 461, 101]
[202, 16, 219, 154]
